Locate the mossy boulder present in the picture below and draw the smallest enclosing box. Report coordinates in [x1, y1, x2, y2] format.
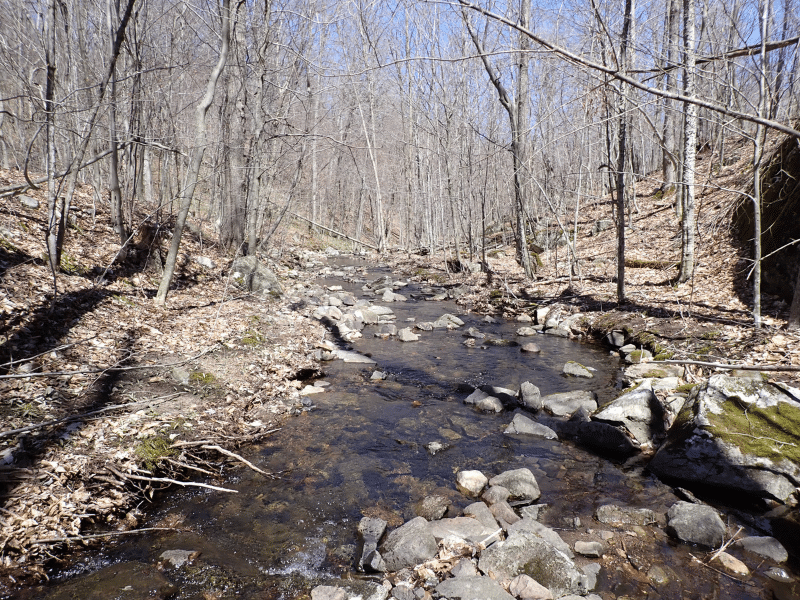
[648, 375, 800, 502]
[230, 255, 283, 297]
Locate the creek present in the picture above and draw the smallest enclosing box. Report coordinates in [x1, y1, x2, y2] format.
[28, 262, 799, 600]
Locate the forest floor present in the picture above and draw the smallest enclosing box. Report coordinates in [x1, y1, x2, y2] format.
[1, 132, 799, 589]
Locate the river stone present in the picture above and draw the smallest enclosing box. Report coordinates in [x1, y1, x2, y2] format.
[544, 327, 570, 338]
[382, 290, 407, 302]
[534, 307, 550, 324]
[397, 328, 419, 342]
[332, 349, 376, 364]
[357, 308, 379, 324]
[463, 387, 490, 406]
[482, 485, 510, 505]
[476, 395, 503, 413]
[541, 390, 597, 417]
[433, 313, 464, 328]
[415, 321, 434, 331]
[490, 501, 522, 530]
[575, 420, 639, 457]
[159, 549, 199, 568]
[381, 516, 438, 571]
[666, 502, 725, 548]
[624, 362, 684, 382]
[231, 255, 283, 296]
[435, 575, 515, 600]
[450, 558, 478, 578]
[311, 582, 388, 600]
[508, 518, 573, 558]
[517, 326, 538, 336]
[484, 337, 519, 347]
[591, 382, 663, 445]
[712, 552, 750, 576]
[605, 330, 626, 347]
[505, 414, 557, 439]
[595, 504, 657, 526]
[463, 327, 485, 339]
[574, 540, 605, 558]
[358, 517, 387, 572]
[313, 305, 344, 321]
[489, 468, 541, 503]
[508, 574, 553, 600]
[370, 305, 394, 316]
[377, 324, 397, 337]
[428, 516, 500, 546]
[414, 496, 449, 521]
[625, 349, 654, 364]
[521, 342, 542, 353]
[562, 361, 594, 378]
[478, 531, 586, 597]
[518, 382, 542, 411]
[519, 504, 548, 521]
[463, 502, 499, 530]
[736, 536, 788, 562]
[648, 375, 800, 502]
[480, 385, 517, 404]
[456, 470, 488, 497]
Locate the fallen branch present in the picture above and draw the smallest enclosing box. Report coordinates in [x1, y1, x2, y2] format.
[31, 527, 180, 545]
[651, 359, 800, 372]
[0, 394, 181, 439]
[106, 465, 237, 494]
[0, 344, 220, 380]
[201, 444, 279, 479]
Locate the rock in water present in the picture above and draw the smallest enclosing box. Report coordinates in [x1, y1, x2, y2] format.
[666, 502, 725, 548]
[649, 375, 800, 502]
[591, 381, 663, 446]
[489, 468, 541, 503]
[380, 517, 438, 571]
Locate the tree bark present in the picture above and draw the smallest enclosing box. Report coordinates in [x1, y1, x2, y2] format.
[155, 0, 232, 305]
[677, 0, 697, 283]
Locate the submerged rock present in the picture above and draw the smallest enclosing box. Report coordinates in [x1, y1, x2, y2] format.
[648, 375, 800, 502]
[562, 361, 594, 378]
[504, 414, 557, 439]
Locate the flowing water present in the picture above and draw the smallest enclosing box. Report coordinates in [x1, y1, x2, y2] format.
[23, 264, 800, 599]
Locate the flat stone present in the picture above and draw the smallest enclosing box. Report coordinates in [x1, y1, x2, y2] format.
[521, 343, 542, 353]
[541, 390, 597, 417]
[544, 327, 570, 338]
[562, 361, 594, 378]
[737, 536, 788, 563]
[574, 540, 604, 557]
[159, 549, 199, 568]
[517, 326, 538, 336]
[332, 349, 376, 364]
[624, 362, 684, 381]
[595, 504, 657, 526]
[397, 328, 419, 342]
[490, 501, 522, 530]
[507, 517, 573, 559]
[428, 517, 500, 546]
[381, 516, 438, 571]
[18, 195, 39, 209]
[436, 575, 515, 600]
[476, 395, 503, 413]
[414, 495, 449, 521]
[482, 485, 510, 505]
[504, 414, 557, 439]
[508, 574, 553, 600]
[464, 501, 499, 530]
[489, 468, 541, 503]
[712, 551, 750, 576]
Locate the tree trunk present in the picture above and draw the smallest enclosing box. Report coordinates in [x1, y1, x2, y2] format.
[677, 0, 697, 283]
[155, 0, 231, 305]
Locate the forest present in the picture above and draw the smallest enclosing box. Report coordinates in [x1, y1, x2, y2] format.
[1, 0, 798, 315]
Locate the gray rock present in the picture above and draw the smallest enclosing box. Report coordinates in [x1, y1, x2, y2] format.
[508, 574, 553, 600]
[592, 219, 613, 235]
[463, 327, 486, 339]
[484, 338, 519, 347]
[507, 518, 573, 558]
[666, 501, 725, 547]
[18, 195, 39, 209]
[433, 313, 464, 329]
[595, 504, 657, 526]
[544, 327, 570, 338]
[478, 531, 586, 597]
[482, 485, 510, 506]
[581, 563, 601, 591]
[604, 330, 626, 347]
[519, 504, 548, 521]
[382, 290, 407, 302]
[377, 324, 398, 337]
[414, 496, 449, 521]
[476, 395, 504, 413]
[619, 344, 637, 354]
[332, 349, 376, 364]
[489, 468, 541, 503]
[371, 371, 387, 381]
[370, 305, 395, 316]
[311, 583, 388, 600]
[358, 517, 387, 572]
[624, 349, 654, 364]
[463, 502, 499, 530]
[521, 342, 542, 353]
[624, 362, 684, 382]
[428, 517, 501, 546]
[574, 540, 605, 557]
[397, 328, 419, 342]
[231, 255, 283, 296]
[736, 536, 788, 563]
[517, 314, 533, 323]
[435, 576, 515, 600]
[381, 517, 438, 572]
[490, 501, 521, 530]
[450, 558, 478, 578]
[479, 385, 517, 404]
[575, 420, 639, 457]
[518, 382, 542, 411]
[456, 470, 488, 498]
[649, 375, 800, 502]
[562, 361, 594, 378]
[313, 305, 344, 321]
[415, 321, 434, 331]
[193, 256, 215, 269]
[541, 390, 597, 417]
[592, 382, 663, 445]
[517, 326, 538, 336]
[424, 441, 449, 455]
[159, 549, 198, 568]
[504, 414, 557, 439]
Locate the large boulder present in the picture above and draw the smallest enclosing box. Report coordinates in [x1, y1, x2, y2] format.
[435, 576, 516, 600]
[541, 391, 597, 417]
[489, 469, 541, 503]
[230, 256, 283, 296]
[666, 502, 726, 548]
[592, 382, 664, 446]
[648, 375, 800, 502]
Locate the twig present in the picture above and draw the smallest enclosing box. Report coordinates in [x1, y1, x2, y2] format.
[31, 527, 180, 545]
[164, 457, 217, 476]
[724, 432, 797, 447]
[106, 465, 237, 493]
[652, 359, 800, 372]
[0, 335, 100, 368]
[200, 444, 279, 479]
[708, 526, 743, 562]
[0, 394, 180, 439]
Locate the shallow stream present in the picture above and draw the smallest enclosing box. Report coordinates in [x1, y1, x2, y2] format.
[27, 263, 800, 599]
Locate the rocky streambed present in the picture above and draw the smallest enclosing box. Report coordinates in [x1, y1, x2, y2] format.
[28, 256, 800, 600]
